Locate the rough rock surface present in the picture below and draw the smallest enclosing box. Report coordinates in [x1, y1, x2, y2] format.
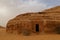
[6, 6, 60, 34]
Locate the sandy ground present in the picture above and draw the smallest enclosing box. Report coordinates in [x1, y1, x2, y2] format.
[0, 28, 60, 40]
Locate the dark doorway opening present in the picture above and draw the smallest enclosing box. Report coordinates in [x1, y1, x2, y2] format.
[36, 24, 39, 32]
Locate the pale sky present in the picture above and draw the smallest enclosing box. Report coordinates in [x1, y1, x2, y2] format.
[0, 0, 60, 27]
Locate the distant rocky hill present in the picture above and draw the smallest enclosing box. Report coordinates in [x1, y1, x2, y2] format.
[43, 6, 60, 12]
[0, 26, 5, 29]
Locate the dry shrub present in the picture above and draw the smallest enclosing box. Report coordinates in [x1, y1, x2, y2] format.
[54, 23, 60, 34]
[55, 27, 60, 34]
[22, 29, 30, 36]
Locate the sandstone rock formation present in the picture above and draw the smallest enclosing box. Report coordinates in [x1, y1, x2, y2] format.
[6, 6, 60, 34]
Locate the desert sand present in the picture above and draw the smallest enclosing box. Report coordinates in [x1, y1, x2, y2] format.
[0, 28, 60, 40]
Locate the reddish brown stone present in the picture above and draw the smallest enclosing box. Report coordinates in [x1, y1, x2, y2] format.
[6, 6, 60, 34]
